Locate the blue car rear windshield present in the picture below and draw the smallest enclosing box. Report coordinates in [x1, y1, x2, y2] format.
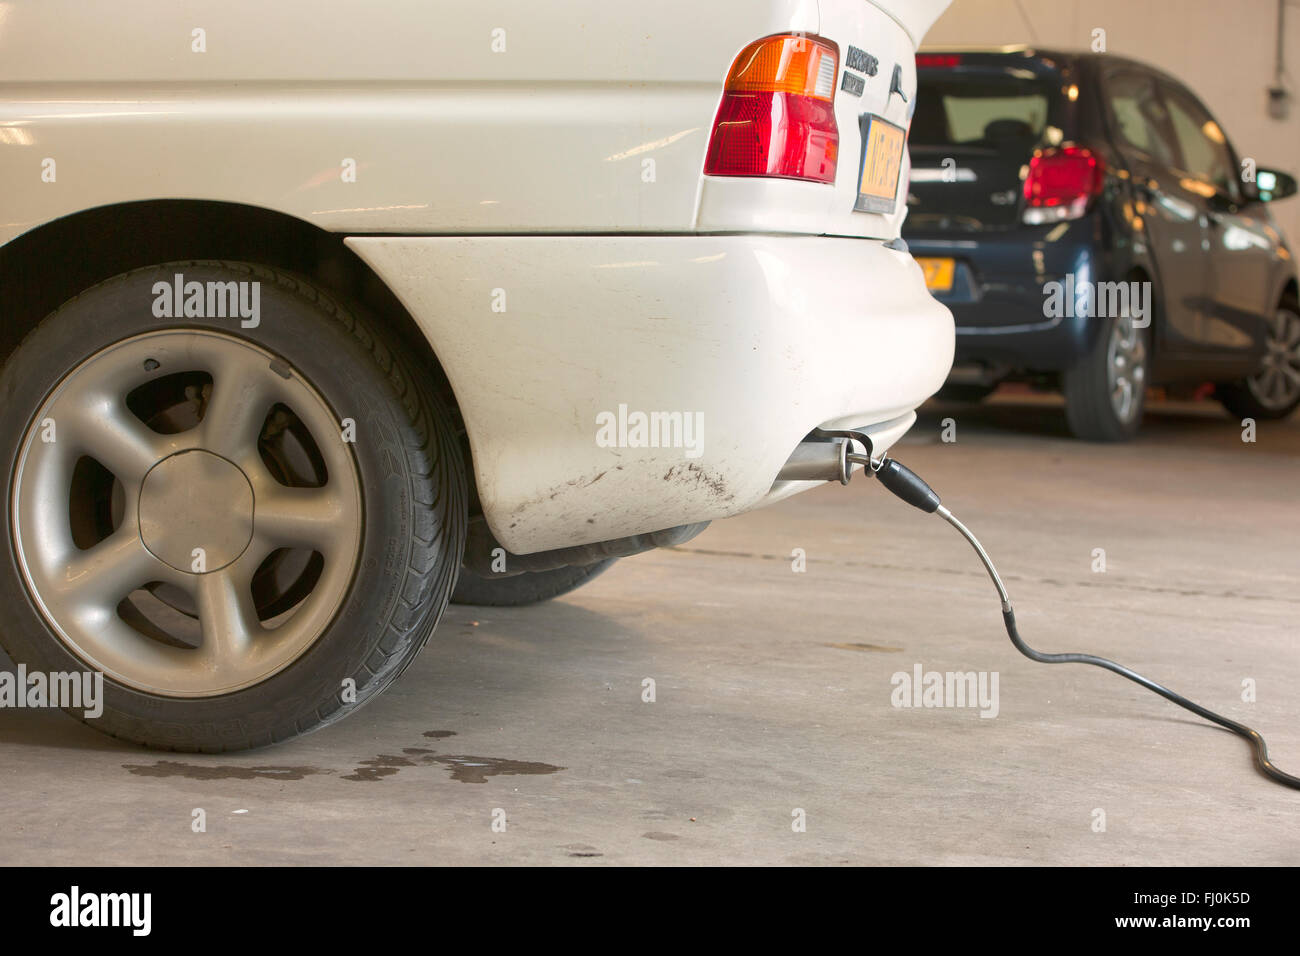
[912, 74, 1054, 148]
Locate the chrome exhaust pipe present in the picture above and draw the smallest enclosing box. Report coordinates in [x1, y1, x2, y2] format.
[775, 438, 853, 485]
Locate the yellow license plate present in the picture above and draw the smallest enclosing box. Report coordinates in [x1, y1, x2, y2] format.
[915, 257, 955, 293]
[855, 115, 906, 214]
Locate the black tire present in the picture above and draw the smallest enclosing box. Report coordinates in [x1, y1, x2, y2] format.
[936, 383, 997, 403]
[452, 559, 616, 607]
[0, 260, 467, 751]
[1216, 382, 1300, 421]
[1215, 300, 1300, 421]
[1063, 312, 1150, 441]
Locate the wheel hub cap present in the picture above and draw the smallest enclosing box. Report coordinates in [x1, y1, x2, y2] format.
[139, 450, 254, 573]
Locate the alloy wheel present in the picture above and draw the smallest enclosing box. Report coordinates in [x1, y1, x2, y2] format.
[10, 329, 362, 697]
[1246, 308, 1300, 412]
[1106, 312, 1147, 425]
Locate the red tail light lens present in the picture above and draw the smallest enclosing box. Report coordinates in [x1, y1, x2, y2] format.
[916, 53, 962, 68]
[704, 34, 840, 184]
[1022, 145, 1105, 224]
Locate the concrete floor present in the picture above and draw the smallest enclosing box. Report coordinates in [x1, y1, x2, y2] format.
[2, 394, 1298, 865]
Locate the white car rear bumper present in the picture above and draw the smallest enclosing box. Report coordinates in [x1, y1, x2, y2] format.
[347, 235, 954, 554]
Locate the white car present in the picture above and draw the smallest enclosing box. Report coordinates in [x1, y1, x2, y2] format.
[0, 0, 953, 749]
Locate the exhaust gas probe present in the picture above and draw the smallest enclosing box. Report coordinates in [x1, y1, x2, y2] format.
[808, 429, 1300, 791]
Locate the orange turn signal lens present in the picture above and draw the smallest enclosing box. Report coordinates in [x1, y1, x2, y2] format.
[724, 34, 840, 102]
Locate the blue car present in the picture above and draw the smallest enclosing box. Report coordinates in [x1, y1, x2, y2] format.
[905, 48, 1299, 440]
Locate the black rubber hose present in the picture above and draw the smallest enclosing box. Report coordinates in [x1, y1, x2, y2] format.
[862, 450, 1300, 791]
[1001, 605, 1300, 790]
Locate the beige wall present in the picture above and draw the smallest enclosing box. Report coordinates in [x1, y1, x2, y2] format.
[925, 0, 1300, 244]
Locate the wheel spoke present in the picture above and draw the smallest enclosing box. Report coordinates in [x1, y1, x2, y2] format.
[1115, 379, 1132, 416]
[199, 361, 276, 464]
[195, 569, 262, 671]
[254, 483, 351, 551]
[55, 529, 160, 611]
[1274, 368, 1293, 402]
[64, 393, 168, 485]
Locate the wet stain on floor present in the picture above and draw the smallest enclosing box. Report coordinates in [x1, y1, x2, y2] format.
[342, 755, 417, 782]
[123, 731, 563, 787]
[338, 734, 564, 784]
[643, 831, 681, 841]
[431, 755, 565, 784]
[123, 761, 329, 781]
[822, 642, 904, 653]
